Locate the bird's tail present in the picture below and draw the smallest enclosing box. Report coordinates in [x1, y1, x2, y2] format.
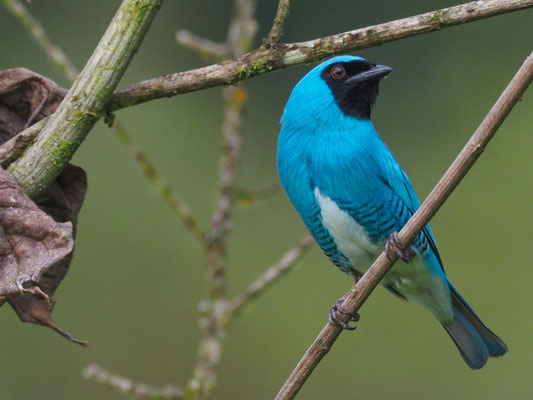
[442, 282, 508, 369]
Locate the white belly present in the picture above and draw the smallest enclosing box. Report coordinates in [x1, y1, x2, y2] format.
[315, 188, 380, 273]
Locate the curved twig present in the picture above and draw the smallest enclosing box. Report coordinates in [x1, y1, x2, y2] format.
[1, 0, 78, 81]
[176, 29, 229, 58]
[230, 234, 314, 316]
[186, 1, 259, 398]
[265, 0, 291, 44]
[82, 363, 183, 400]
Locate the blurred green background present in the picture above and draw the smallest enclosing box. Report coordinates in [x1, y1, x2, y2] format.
[1, 1, 532, 399]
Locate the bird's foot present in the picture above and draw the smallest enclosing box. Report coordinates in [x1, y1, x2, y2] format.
[385, 231, 415, 263]
[328, 295, 359, 331]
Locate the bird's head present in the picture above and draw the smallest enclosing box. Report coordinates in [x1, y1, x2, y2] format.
[281, 55, 392, 127]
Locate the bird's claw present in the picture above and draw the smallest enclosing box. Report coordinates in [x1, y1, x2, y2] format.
[385, 231, 415, 263]
[328, 296, 359, 330]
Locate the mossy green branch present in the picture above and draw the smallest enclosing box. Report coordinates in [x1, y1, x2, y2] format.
[8, 0, 162, 197]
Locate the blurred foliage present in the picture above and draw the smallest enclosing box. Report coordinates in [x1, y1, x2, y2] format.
[0, 1, 532, 399]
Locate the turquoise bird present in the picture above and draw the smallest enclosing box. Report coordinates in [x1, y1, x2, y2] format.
[276, 55, 507, 369]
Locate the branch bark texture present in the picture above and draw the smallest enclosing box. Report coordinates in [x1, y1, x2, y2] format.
[265, 0, 291, 44]
[7, 0, 162, 197]
[110, 0, 533, 110]
[274, 51, 533, 400]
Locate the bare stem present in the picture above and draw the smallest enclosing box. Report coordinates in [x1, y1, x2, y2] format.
[110, 0, 533, 110]
[82, 363, 183, 400]
[1, 0, 78, 81]
[176, 29, 228, 59]
[265, 0, 291, 44]
[204, 84, 248, 299]
[8, 0, 162, 198]
[187, 1, 258, 399]
[0, 118, 46, 167]
[274, 50, 533, 400]
[112, 120, 205, 242]
[234, 180, 280, 206]
[230, 234, 313, 316]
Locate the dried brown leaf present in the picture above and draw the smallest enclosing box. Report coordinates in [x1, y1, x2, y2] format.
[0, 68, 66, 139]
[0, 68, 88, 345]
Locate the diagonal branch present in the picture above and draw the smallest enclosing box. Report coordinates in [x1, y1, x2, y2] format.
[0, 118, 47, 167]
[234, 180, 280, 206]
[229, 234, 313, 316]
[274, 50, 533, 400]
[265, 0, 291, 44]
[176, 29, 229, 59]
[7, 0, 162, 198]
[111, 120, 205, 242]
[110, 0, 533, 111]
[1, 0, 78, 81]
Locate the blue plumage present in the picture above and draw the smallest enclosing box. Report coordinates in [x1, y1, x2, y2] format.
[277, 55, 507, 369]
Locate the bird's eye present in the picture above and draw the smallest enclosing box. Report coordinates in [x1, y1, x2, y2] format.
[330, 65, 345, 79]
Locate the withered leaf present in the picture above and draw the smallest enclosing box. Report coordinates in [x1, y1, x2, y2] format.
[0, 68, 88, 345]
[0, 68, 66, 142]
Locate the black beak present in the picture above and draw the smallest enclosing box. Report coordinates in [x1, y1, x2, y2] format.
[345, 64, 393, 86]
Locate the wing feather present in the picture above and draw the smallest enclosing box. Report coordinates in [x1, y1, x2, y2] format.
[380, 150, 445, 271]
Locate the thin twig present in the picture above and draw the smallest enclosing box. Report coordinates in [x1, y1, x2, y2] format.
[112, 120, 205, 242]
[204, 84, 248, 298]
[188, 85, 248, 399]
[205, 0, 259, 300]
[275, 51, 533, 400]
[230, 234, 314, 316]
[265, 0, 291, 44]
[8, 0, 162, 198]
[234, 180, 280, 206]
[1, 0, 78, 81]
[187, 1, 258, 399]
[176, 29, 229, 59]
[82, 363, 183, 400]
[0, 118, 46, 167]
[110, 0, 533, 110]
[225, 0, 258, 58]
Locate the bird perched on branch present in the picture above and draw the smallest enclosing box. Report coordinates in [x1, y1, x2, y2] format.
[276, 55, 507, 369]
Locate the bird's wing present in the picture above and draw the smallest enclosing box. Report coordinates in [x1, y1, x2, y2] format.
[380, 151, 445, 270]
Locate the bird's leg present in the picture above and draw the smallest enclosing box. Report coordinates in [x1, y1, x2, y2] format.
[328, 295, 359, 331]
[385, 231, 415, 263]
